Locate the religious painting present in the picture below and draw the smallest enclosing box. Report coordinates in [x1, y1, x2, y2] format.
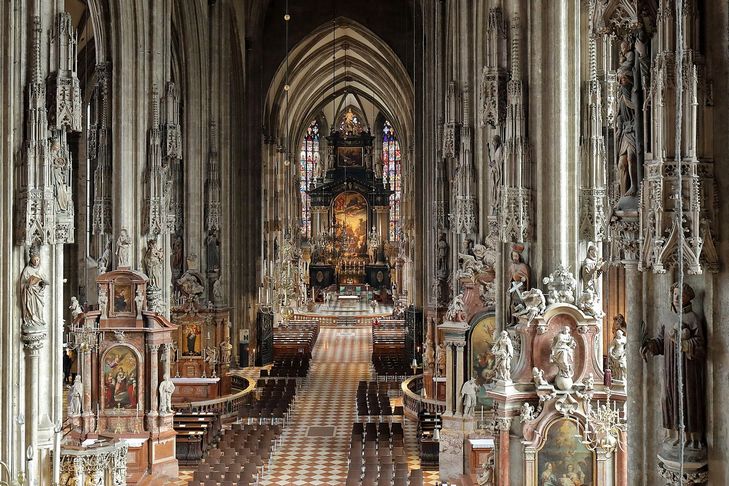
[537, 419, 595, 486]
[333, 192, 368, 256]
[182, 323, 202, 357]
[469, 315, 496, 406]
[103, 346, 139, 410]
[337, 146, 363, 167]
[112, 282, 133, 315]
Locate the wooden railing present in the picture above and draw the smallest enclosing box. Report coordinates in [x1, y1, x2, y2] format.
[401, 374, 445, 419]
[179, 375, 255, 417]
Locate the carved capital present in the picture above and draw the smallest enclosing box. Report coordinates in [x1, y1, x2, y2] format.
[495, 417, 512, 432]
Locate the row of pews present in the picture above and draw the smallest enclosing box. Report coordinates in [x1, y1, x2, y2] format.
[273, 320, 319, 359]
[371, 319, 411, 379]
[174, 412, 222, 466]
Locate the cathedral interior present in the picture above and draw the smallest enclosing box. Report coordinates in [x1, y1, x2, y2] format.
[2, 0, 729, 485]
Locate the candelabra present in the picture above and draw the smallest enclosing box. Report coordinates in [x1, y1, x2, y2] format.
[577, 388, 626, 454]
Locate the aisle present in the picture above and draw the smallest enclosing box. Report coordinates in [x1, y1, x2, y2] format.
[263, 327, 372, 485]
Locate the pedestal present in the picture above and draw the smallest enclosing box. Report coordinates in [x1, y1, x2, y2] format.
[658, 454, 708, 485]
[439, 414, 478, 481]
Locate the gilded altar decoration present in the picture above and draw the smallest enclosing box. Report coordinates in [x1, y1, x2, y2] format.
[333, 192, 368, 256]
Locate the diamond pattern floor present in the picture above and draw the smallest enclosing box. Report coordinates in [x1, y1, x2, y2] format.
[175, 326, 440, 485]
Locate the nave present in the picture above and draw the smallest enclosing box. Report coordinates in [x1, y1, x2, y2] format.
[175, 327, 439, 486]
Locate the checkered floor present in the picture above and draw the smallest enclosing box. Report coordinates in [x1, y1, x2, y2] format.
[175, 326, 439, 485]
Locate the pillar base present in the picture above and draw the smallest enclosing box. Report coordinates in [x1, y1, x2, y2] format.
[439, 414, 477, 481]
[658, 454, 707, 485]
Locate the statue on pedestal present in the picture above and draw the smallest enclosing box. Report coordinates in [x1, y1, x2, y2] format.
[436, 342, 446, 376]
[508, 245, 531, 324]
[460, 377, 478, 416]
[550, 326, 576, 390]
[20, 246, 49, 330]
[69, 296, 83, 320]
[641, 283, 706, 449]
[116, 228, 131, 268]
[135, 289, 144, 319]
[68, 376, 83, 416]
[158, 373, 175, 414]
[446, 293, 466, 322]
[219, 337, 233, 366]
[487, 134, 503, 216]
[97, 238, 112, 274]
[142, 238, 164, 290]
[532, 367, 548, 387]
[491, 331, 514, 382]
[579, 244, 606, 317]
[608, 329, 627, 381]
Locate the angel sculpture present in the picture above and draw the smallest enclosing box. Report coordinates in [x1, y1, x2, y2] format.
[512, 287, 546, 325]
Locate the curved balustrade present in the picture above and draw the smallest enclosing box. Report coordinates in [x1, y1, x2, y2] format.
[179, 375, 256, 417]
[401, 374, 445, 419]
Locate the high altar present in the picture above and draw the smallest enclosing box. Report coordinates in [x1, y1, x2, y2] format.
[307, 124, 392, 290]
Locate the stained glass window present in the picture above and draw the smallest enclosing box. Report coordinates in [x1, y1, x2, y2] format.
[382, 120, 401, 240]
[299, 120, 320, 237]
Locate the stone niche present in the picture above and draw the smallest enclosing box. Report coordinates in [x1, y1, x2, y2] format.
[68, 269, 178, 484]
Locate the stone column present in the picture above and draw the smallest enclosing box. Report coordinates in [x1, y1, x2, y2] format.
[148, 344, 160, 414]
[22, 336, 44, 485]
[496, 417, 512, 486]
[163, 343, 172, 378]
[623, 262, 644, 484]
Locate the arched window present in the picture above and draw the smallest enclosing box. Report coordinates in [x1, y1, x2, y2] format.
[299, 120, 320, 237]
[382, 120, 401, 240]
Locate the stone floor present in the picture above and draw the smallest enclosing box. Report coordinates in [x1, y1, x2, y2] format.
[175, 326, 440, 485]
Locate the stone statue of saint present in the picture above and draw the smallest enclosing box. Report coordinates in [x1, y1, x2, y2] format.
[608, 330, 627, 382]
[98, 287, 108, 319]
[68, 376, 83, 416]
[491, 331, 514, 382]
[460, 377, 478, 416]
[69, 296, 83, 320]
[206, 229, 220, 272]
[212, 278, 224, 305]
[488, 134, 503, 216]
[508, 245, 531, 324]
[641, 283, 706, 448]
[50, 139, 71, 212]
[436, 233, 449, 281]
[614, 36, 648, 206]
[142, 238, 164, 290]
[423, 334, 435, 372]
[171, 234, 184, 276]
[550, 326, 577, 390]
[613, 313, 627, 337]
[134, 289, 144, 318]
[20, 246, 49, 330]
[581, 245, 605, 294]
[97, 238, 112, 275]
[219, 337, 233, 366]
[445, 293, 466, 322]
[116, 228, 131, 268]
[436, 342, 446, 376]
[158, 373, 175, 414]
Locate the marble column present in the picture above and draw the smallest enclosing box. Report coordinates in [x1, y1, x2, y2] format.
[496, 417, 512, 486]
[22, 338, 43, 485]
[82, 344, 94, 433]
[148, 344, 160, 415]
[596, 448, 614, 486]
[445, 343, 454, 415]
[454, 343, 465, 415]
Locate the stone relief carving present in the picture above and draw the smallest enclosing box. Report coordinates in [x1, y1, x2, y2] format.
[511, 287, 546, 326]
